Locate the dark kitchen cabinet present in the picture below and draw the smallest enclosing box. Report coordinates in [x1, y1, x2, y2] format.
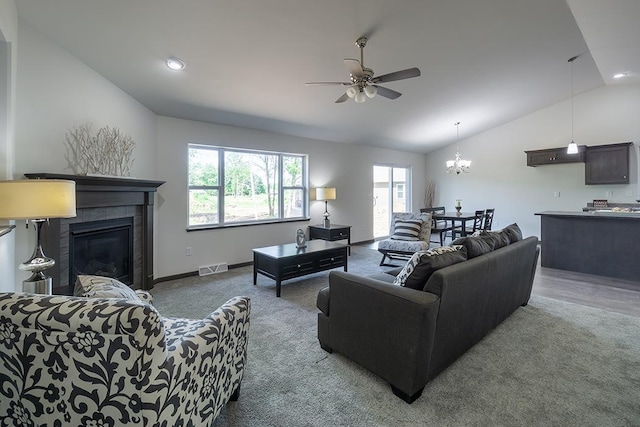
[525, 146, 586, 167]
[585, 142, 632, 185]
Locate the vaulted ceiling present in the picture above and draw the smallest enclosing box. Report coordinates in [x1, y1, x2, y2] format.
[16, 0, 640, 153]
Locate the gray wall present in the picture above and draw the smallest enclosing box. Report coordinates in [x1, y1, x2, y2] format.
[155, 116, 426, 278]
[9, 20, 158, 290]
[6, 3, 640, 287]
[8, 19, 428, 283]
[0, 0, 17, 291]
[425, 84, 640, 238]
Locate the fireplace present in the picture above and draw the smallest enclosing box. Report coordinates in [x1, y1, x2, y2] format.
[25, 173, 164, 295]
[69, 217, 134, 288]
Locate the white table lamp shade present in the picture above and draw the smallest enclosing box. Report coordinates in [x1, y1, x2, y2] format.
[316, 187, 336, 201]
[0, 179, 77, 220]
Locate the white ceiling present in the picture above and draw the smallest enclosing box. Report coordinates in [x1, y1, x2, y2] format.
[15, 0, 640, 153]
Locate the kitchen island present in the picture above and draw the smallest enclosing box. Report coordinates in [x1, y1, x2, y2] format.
[536, 210, 640, 284]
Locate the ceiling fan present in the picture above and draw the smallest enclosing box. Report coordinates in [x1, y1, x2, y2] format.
[305, 36, 421, 103]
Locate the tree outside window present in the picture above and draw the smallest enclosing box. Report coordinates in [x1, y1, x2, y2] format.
[188, 145, 308, 228]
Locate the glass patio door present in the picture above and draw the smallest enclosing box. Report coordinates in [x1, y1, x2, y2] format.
[373, 165, 411, 238]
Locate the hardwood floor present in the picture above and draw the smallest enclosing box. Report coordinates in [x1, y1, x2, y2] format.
[532, 260, 640, 318]
[361, 241, 640, 318]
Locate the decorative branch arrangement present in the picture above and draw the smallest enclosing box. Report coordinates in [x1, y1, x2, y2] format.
[64, 122, 136, 176]
[424, 179, 436, 208]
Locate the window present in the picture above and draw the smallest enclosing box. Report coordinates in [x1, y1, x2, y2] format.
[373, 165, 412, 238]
[188, 144, 308, 228]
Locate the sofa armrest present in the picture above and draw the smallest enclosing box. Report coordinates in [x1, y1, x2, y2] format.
[148, 296, 251, 425]
[321, 271, 439, 397]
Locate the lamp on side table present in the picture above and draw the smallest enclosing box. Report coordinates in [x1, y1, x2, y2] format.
[0, 179, 77, 294]
[316, 187, 336, 228]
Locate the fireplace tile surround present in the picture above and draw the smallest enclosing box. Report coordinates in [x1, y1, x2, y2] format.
[25, 173, 164, 295]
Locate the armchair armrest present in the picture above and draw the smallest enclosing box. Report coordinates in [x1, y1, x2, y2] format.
[148, 296, 250, 425]
[320, 271, 439, 398]
[135, 290, 154, 305]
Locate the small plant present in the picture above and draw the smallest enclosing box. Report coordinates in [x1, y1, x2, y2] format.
[65, 122, 135, 176]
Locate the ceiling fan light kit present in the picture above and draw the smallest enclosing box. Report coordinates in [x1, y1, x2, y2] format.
[305, 36, 421, 104]
[364, 85, 377, 98]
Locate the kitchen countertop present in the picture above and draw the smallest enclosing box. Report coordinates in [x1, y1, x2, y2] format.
[536, 210, 640, 219]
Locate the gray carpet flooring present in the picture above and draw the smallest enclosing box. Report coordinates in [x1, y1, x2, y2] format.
[151, 246, 640, 427]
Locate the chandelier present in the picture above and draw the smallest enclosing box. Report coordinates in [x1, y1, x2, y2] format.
[446, 122, 471, 174]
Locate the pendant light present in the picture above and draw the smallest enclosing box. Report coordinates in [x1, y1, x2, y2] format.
[446, 122, 471, 174]
[567, 55, 579, 154]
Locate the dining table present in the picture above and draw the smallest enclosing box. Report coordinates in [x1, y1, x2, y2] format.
[432, 211, 478, 238]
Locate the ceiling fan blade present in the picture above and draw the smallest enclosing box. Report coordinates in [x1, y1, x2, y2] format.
[305, 81, 351, 86]
[335, 93, 350, 103]
[372, 67, 421, 83]
[344, 59, 363, 78]
[374, 85, 402, 100]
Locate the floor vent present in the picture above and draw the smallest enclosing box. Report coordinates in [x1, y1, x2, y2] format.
[198, 262, 228, 276]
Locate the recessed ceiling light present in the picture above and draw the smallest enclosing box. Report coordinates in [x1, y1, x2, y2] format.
[613, 72, 628, 79]
[166, 57, 186, 71]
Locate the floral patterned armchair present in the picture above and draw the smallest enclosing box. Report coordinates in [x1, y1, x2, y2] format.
[0, 292, 250, 426]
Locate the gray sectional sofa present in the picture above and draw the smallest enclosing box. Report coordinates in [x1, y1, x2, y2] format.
[316, 230, 539, 403]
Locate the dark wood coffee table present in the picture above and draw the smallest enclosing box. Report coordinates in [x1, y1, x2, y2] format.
[253, 240, 348, 297]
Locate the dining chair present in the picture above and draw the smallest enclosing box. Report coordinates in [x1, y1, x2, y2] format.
[483, 208, 495, 230]
[420, 207, 452, 246]
[453, 209, 485, 238]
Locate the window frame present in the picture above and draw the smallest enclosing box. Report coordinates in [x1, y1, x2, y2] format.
[187, 144, 309, 230]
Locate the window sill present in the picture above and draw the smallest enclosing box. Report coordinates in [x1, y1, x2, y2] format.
[186, 217, 311, 232]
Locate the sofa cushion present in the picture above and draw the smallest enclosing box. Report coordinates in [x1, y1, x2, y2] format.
[393, 246, 467, 290]
[74, 275, 141, 300]
[481, 229, 510, 249]
[385, 267, 403, 277]
[377, 238, 431, 253]
[502, 223, 523, 243]
[452, 234, 496, 258]
[391, 219, 423, 241]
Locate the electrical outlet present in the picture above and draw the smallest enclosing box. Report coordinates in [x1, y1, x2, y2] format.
[605, 191, 613, 197]
[626, 189, 633, 197]
[186, 247, 192, 256]
[554, 191, 560, 198]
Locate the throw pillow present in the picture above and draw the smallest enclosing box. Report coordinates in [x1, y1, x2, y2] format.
[480, 230, 510, 249]
[451, 236, 465, 245]
[391, 219, 423, 241]
[393, 245, 468, 290]
[74, 275, 141, 301]
[390, 212, 432, 242]
[452, 234, 496, 258]
[502, 223, 523, 243]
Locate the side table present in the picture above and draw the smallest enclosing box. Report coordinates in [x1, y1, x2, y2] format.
[308, 224, 351, 255]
